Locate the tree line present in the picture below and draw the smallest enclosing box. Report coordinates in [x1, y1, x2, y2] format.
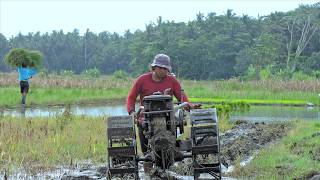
[0, 3, 319, 80]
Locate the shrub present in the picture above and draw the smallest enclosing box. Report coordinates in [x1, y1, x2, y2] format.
[242, 65, 256, 80]
[311, 70, 320, 78]
[60, 70, 75, 77]
[292, 71, 314, 81]
[82, 68, 101, 78]
[38, 69, 49, 78]
[275, 68, 292, 80]
[112, 70, 128, 79]
[259, 66, 273, 80]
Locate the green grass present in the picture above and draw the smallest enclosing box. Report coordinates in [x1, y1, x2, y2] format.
[0, 115, 107, 174]
[1, 85, 318, 108]
[0, 87, 128, 108]
[187, 86, 318, 105]
[190, 97, 308, 106]
[184, 79, 320, 105]
[0, 73, 319, 108]
[232, 121, 320, 179]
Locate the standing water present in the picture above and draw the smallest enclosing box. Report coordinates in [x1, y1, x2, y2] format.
[231, 105, 319, 122]
[0, 103, 319, 121]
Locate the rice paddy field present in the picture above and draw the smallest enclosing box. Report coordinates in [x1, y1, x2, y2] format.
[0, 72, 319, 108]
[1, 114, 319, 179]
[0, 72, 319, 178]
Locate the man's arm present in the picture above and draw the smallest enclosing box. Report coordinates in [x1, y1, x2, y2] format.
[126, 78, 141, 114]
[171, 78, 189, 103]
[171, 77, 201, 110]
[180, 89, 190, 102]
[28, 68, 38, 78]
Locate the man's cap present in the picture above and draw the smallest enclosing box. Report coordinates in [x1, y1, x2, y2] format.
[151, 54, 172, 72]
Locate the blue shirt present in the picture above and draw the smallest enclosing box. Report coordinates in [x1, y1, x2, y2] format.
[18, 67, 38, 81]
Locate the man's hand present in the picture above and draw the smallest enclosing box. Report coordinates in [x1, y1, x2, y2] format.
[129, 111, 138, 124]
[164, 88, 172, 95]
[183, 103, 202, 111]
[193, 103, 202, 109]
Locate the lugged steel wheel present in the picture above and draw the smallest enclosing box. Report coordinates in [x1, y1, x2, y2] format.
[190, 108, 221, 179]
[106, 115, 139, 180]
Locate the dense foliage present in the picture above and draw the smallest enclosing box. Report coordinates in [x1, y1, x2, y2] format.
[0, 3, 319, 80]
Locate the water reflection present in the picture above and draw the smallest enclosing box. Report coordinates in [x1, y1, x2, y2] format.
[20, 104, 26, 118]
[1, 104, 130, 118]
[231, 105, 320, 122]
[0, 104, 319, 122]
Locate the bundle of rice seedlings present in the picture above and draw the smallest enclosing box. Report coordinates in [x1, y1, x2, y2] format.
[28, 50, 43, 68]
[4, 48, 43, 68]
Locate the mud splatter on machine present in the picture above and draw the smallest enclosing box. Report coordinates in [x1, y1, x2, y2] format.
[106, 94, 221, 179]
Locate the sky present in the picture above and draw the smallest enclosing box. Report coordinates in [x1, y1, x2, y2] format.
[0, 0, 319, 38]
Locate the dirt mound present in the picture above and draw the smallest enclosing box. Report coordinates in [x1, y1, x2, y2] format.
[170, 121, 290, 176]
[220, 120, 290, 167]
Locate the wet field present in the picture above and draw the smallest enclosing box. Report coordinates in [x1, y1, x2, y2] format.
[1, 103, 319, 121]
[0, 120, 291, 180]
[1, 104, 319, 179]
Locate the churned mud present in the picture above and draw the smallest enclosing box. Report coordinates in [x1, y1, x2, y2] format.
[59, 121, 293, 179]
[220, 120, 290, 167]
[169, 120, 291, 175]
[2, 121, 314, 180]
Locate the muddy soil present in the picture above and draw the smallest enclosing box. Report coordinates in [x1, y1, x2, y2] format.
[220, 120, 290, 167]
[169, 120, 291, 176]
[59, 121, 293, 179]
[4, 121, 319, 180]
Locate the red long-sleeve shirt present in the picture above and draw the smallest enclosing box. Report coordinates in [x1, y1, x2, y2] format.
[126, 72, 189, 113]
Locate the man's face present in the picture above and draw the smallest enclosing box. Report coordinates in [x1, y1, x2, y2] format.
[154, 66, 168, 78]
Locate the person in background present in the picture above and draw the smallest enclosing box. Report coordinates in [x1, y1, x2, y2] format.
[18, 63, 38, 106]
[126, 53, 197, 154]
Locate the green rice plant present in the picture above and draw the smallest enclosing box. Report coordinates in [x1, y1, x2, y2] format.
[4, 48, 30, 67]
[28, 50, 43, 68]
[211, 104, 238, 132]
[4, 48, 43, 68]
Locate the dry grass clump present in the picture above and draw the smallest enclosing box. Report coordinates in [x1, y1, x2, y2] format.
[0, 114, 107, 173]
[183, 78, 320, 92]
[2, 72, 319, 92]
[0, 72, 132, 89]
[248, 79, 320, 92]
